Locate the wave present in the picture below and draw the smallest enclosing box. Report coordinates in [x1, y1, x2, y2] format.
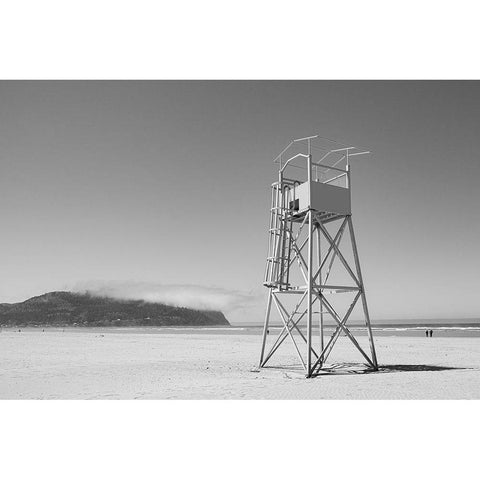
[373, 326, 480, 331]
[112, 326, 246, 331]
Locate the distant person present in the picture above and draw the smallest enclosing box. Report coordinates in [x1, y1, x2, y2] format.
[429, 329, 433, 337]
[425, 330, 428, 337]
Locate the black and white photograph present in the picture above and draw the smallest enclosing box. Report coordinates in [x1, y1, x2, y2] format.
[2, 79, 479, 400]
[1, 2, 479, 479]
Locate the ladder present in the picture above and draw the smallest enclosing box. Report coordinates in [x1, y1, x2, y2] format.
[264, 182, 294, 289]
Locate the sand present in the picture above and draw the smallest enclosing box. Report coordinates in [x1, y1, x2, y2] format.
[1, 329, 479, 399]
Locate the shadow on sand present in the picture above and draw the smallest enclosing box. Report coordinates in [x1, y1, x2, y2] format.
[380, 364, 462, 373]
[252, 363, 469, 377]
[312, 363, 468, 377]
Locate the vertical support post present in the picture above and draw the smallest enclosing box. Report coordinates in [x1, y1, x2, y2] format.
[316, 226, 324, 358]
[307, 210, 313, 377]
[306, 143, 313, 377]
[346, 155, 351, 191]
[347, 215, 378, 370]
[259, 289, 273, 367]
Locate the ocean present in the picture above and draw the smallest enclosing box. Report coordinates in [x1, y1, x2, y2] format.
[3, 322, 480, 337]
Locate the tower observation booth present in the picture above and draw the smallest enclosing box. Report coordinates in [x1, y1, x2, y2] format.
[260, 135, 378, 377]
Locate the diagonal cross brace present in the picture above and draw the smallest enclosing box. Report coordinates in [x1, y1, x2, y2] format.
[319, 294, 376, 368]
[316, 217, 361, 288]
[310, 290, 361, 373]
[312, 216, 348, 285]
[264, 292, 318, 363]
[261, 291, 308, 366]
[271, 293, 306, 370]
[262, 293, 319, 367]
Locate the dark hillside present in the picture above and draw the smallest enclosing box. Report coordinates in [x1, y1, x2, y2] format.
[0, 291, 230, 327]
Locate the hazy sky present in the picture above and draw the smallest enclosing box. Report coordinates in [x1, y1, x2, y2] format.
[1, 81, 479, 323]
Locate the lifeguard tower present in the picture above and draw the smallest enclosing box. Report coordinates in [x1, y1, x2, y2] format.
[259, 135, 378, 377]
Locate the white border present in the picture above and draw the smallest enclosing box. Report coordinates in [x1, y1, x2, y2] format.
[1, 401, 478, 479]
[0, 1, 479, 79]
[1, 1, 479, 477]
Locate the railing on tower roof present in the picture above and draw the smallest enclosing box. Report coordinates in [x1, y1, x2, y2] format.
[272, 135, 370, 189]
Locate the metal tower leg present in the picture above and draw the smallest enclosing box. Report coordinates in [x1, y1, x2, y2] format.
[259, 289, 273, 368]
[306, 210, 313, 377]
[347, 216, 378, 370]
[316, 227, 324, 359]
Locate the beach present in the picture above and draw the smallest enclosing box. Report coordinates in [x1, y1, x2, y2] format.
[1, 328, 479, 399]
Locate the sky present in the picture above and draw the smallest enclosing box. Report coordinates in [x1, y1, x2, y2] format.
[0, 81, 479, 324]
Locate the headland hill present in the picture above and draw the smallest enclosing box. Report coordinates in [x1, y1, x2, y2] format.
[0, 291, 230, 328]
